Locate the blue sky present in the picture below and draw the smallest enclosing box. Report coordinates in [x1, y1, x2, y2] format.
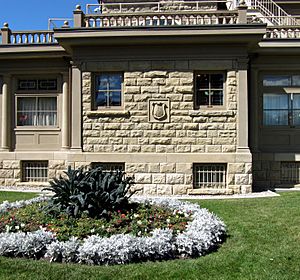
[0, 0, 99, 31]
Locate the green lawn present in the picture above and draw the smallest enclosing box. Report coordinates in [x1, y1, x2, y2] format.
[0, 191, 38, 202]
[0, 191, 300, 280]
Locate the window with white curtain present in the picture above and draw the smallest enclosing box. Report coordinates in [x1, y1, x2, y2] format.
[17, 97, 57, 126]
[16, 78, 58, 127]
[263, 74, 300, 126]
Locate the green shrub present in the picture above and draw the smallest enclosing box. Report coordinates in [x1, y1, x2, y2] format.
[44, 166, 135, 218]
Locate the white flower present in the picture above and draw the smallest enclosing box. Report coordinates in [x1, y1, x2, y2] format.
[133, 213, 139, 218]
[5, 225, 12, 233]
[20, 223, 25, 228]
[90, 228, 95, 233]
[15, 225, 20, 230]
[137, 220, 142, 225]
[166, 219, 170, 224]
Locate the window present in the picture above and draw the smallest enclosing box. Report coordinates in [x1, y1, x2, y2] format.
[95, 73, 123, 108]
[281, 162, 300, 184]
[195, 73, 224, 108]
[16, 78, 58, 127]
[17, 97, 57, 126]
[21, 161, 48, 182]
[91, 162, 125, 172]
[263, 75, 300, 126]
[18, 79, 57, 91]
[193, 163, 226, 189]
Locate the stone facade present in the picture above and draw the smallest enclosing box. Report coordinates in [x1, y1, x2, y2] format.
[79, 67, 252, 195]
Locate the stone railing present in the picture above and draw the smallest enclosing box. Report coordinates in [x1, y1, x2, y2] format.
[84, 10, 239, 28]
[86, 1, 225, 14]
[265, 26, 300, 39]
[10, 31, 56, 44]
[1, 23, 57, 45]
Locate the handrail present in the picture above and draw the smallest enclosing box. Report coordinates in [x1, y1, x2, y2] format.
[48, 18, 73, 30]
[246, 0, 298, 25]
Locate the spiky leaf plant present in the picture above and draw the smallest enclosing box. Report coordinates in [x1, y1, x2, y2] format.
[43, 166, 135, 219]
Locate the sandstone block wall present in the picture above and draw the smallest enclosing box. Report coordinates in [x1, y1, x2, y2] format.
[81, 67, 252, 195]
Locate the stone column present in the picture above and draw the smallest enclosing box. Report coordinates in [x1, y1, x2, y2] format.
[71, 64, 82, 151]
[1, 75, 10, 151]
[61, 72, 70, 149]
[237, 59, 250, 153]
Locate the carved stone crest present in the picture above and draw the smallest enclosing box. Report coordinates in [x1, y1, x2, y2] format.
[148, 99, 170, 123]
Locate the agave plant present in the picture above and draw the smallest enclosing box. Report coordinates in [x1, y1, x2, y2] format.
[43, 166, 135, 218]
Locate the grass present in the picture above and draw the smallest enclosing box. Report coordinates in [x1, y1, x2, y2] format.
[0, 191, 37, 202]
[0, 191, 300, 280]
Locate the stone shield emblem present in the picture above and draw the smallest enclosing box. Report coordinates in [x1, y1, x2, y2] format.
[152, 102, 168, 121]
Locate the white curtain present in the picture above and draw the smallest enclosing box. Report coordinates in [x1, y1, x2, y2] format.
[18, 97, 57, 126]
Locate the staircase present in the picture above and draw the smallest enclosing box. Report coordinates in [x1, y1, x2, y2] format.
[242, 0, 298, 25]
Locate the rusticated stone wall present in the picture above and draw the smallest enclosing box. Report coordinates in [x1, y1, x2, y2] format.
[82, 71, 238, 154]
[0, 160, 68, 188]
[81, 68, 252, 195]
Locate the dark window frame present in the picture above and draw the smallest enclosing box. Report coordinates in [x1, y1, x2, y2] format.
[93, 72, 124, 110]
[194, 72, 225, 109]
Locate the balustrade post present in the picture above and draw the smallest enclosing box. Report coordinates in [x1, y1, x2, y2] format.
[73, 5, 84, 28]
[237, 0, 248, 24]
[1, 23, 11, 44]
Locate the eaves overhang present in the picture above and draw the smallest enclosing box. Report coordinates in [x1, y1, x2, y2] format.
[0, 44, 68, 59]
[258, 39, 300, 54]
[54, 24, 267, 53]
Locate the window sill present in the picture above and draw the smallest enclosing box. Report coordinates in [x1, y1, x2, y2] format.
[189, 110, 234, 117]
[16, 182, 50, 187]
[14, 127, 61, 132]
[86, 110, 130, 118]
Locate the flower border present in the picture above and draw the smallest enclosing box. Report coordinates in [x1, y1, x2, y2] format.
[0, 196, 226, 265]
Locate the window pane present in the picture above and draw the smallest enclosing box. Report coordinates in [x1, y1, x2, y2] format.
[263, 94, 288, 109]
[96, 91, 107, 107]
[293, 110, 300, 126]
[210, 74, 224, 89]
[197, 90, 209, 106]
[196, 74, 209, 89]
[292, 75, 300, 86]
[109, 74, 122, 90]
[293, 94, 300, 109]
[37, 97, 57, 126]
[96, 75, 109, 91]
[17, 97, 36, 126]
[264, 110, 288, 125]
[211, 90, 223, 106]
[18, 80, 37, 90]
[38, 79, 57, 90]
[263, 75, 291, 86]
[110, 91, 122, 106]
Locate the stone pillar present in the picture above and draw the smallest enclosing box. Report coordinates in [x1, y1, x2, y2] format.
[237, 1, 248, 24]
[61, 72, 70, 149]
[71, 64, 82, 151]
[237, 59, 250, 153]
[73, 5, 84, 28]
[1, 23, 11, 44]
[1, 75, 10, 151]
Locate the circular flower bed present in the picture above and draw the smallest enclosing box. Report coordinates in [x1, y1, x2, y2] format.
[0, 196, 226, 265]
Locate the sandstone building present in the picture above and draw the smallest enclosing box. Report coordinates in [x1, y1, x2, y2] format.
[1, 0, 300, 194]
